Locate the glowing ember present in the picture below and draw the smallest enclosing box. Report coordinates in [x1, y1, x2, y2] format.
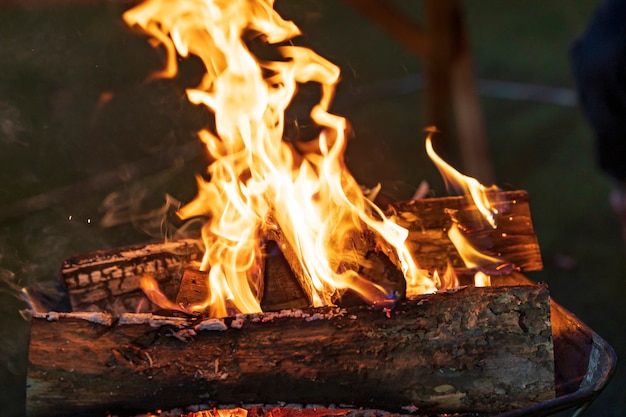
[123, 0, 504, 318]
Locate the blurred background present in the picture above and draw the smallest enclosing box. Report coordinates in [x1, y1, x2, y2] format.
[0, 1, 623, 416]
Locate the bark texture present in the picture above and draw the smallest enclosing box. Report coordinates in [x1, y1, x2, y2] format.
[27, 285, 554, 417]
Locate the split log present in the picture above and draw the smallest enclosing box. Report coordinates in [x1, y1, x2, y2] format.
[389, 190, 542, 274]
[260, 240, 310, 310]
[263, 216, 407, 308]
[26, 284, 555, 417]
[58, 239, 203, 314]
[175, 242, 311, 312]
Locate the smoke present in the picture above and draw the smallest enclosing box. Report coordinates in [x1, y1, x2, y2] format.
[100, 188, 204, 241]
[0, 100, 27, 146]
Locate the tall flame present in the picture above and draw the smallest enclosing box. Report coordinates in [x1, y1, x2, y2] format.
[123, 0, 433, 317]
[424, 127, 500, 229]
[423, 128, 508, 286]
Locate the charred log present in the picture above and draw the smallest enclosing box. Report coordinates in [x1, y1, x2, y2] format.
[58, 239, 203, 314]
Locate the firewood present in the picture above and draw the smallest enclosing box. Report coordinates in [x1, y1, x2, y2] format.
[389, 190, 542, 274]
[173, 240, 315, 313]
[263, 216, 407, 308]
[26, 284, 554, 417]
[58, 239, 203, 314]
[58, 191, 541, 313]
[260, 240, 310, 310]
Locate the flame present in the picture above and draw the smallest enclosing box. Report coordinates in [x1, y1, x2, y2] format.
[121, 1, 513, 318]
[424, 127, 500, 229]
[123, 0, 435, 317]
[447, 223, 505, 286]
[432, 262, 459, 289]
[423, 127, 510, 285]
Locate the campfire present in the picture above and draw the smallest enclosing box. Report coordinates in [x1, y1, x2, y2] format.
[23, 0, 615, 416]
[118, 0, 511, 318]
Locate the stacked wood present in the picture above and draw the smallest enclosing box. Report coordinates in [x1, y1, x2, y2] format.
[58, 191, 542, 313]
[27, 285, 555, 417]
[27, 191, 554, 417]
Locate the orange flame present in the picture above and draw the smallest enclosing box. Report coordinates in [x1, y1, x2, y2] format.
[123, 0, 436, 317]
[122, 1, 512, 318]
[423, 128, 509, 286]
[424, 127, 500, 229]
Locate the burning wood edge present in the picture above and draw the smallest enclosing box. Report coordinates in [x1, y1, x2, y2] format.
[123, 404, 413, 417]
[387, 190, 542, 274]
[57, 191, 542, 314]
[26, 284, 555, 417]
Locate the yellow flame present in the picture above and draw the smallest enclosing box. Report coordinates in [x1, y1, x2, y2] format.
[432, 262, 459, 290]
[424, 128, 500, 229]
[474, 272, 491, 287]
[124, 0, 434, 317]
[447, 223, 503, 286]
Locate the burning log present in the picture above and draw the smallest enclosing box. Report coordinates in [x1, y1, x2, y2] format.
[58, 191, 541, 313]
[26, 284, 554, 417]
[176, 243, 311, 312]
[390, 189, 543, 274]
[263, 213, 407, 308]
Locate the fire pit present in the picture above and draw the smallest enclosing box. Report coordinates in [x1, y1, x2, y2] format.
[24, 231, 615, 417]
[19, 0, 616, 416]
[22, 191, 616, 417]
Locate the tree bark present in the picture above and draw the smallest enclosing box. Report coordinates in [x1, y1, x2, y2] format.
[26, 284, 555, 417]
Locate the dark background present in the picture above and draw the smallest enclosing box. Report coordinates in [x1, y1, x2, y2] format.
[1, 1, 623, 416]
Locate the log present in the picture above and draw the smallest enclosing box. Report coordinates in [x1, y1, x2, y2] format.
[263, 216, 407, 308]
[389, 190, 542, 274]
[26, 284, 555, 417]
[260, 240, 310, 310]
[58, 191, 540, 313]
[175, 242, 311, 312]
[58, 239, 203, 314]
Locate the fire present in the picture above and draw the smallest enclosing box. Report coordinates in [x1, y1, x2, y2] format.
[425, 128, 508, 286]
[425, 127, 500, 229]
[123, 0, 503, 318]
